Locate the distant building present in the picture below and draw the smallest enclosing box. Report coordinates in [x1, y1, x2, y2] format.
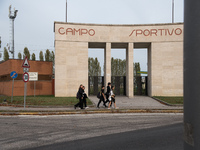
[0, 59, 54, 96]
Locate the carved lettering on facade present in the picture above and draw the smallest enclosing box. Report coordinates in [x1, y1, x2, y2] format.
[58, 27, 95, 36]
[58, 27, 182, 38]
[129, 28, 182, 37]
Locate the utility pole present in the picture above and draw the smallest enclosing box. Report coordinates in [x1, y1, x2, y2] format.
[172, 0, 174, 23]
[184, 0, 200, 149]
[8, 5, 18, 59]
[0, 36, 2, 59]
[66, 0, 67, 22]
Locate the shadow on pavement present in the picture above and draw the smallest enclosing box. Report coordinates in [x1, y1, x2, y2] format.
[26, 123, 183, 150]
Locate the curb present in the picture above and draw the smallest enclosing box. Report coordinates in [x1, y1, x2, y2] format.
[0, 109, 183, 116]
[152, 97, 183, 107]
[0, 103, 95, 108]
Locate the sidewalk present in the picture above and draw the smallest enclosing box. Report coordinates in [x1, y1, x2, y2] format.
[0, 96, 183, 115]
[90, 96, 183, 110]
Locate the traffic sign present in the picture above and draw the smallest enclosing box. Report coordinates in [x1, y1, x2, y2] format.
[10, 71, 18, 103]
[22, 56, 30, 68]
[28, 72, 38, 81]
[10, 71, 18, 79]
[22, 72, 29, 82]
[23, 68, 29, 73]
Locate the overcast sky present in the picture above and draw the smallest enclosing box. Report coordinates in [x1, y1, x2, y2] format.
[0, 0, 184, 74]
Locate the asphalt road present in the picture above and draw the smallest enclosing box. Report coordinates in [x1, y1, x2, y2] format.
[0, 113, 183, 150]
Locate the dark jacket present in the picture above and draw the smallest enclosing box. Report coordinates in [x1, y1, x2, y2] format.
[78, 87, 83, 99]
[106, 86, 111, 98]
[106, 86, 111, 95]
[83, 90, 88, 99]
[100, 89, 105, 99]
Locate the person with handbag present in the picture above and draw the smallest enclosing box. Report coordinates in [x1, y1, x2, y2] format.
[74, 84, 84, 109]
[105, 82, 111, 104]
[97, 86, 107, 108]
[82, 86, 89, 109]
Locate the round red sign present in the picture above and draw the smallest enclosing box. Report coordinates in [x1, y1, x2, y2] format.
[23, 72, 29, 82]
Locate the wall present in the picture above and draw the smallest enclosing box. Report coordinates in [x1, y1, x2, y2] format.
[151, 42, 183, 96]
[0, 80, 53, 96]
[0, 59, 52, 76]
[55, 41, 88, 97]
[0, 59, 53, 96]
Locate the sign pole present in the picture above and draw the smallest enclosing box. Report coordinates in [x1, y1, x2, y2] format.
[11, 78, 14, 103]
[22, 56, 30, 109]
[24, 82, 26, 109]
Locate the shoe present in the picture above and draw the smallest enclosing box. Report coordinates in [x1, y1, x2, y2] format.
[74, 105, 76, 109]
[85, 107, 89, 109]
[97, 106, 100, 109]
[115, 107, 119, 109]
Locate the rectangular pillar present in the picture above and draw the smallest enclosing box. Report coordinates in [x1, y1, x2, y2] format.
[55, 41, 88, 97]
[126, 43, 134, 98]
[148, 44, 152, 97]
[104, 43, 111, 90]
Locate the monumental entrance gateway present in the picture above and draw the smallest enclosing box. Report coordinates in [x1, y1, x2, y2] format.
[54, 22, 183, 98]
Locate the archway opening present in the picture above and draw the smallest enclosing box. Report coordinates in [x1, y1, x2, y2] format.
[88, 43, 105, 95]
[111, 47, 126, 96]
[134, 43, 151, 96]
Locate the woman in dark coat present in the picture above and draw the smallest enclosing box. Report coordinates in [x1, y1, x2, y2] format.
[82, 86, 89, 109]
[74, 84, 84, 109]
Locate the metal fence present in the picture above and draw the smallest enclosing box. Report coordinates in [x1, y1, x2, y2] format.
[111, 76, 126, 95]
[88, 76, 148, 96]
[88, 76, 126, 96]
[88, 76, 104, 96]
[134, 76, 148, 96]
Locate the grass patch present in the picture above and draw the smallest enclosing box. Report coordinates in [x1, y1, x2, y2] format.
[154, 96, 183, 105]
[0, 95, 93, 106]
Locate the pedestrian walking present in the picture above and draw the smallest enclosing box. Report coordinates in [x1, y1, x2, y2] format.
[105, 82, 111, 104]
[108, 86, 118, 109]
[97, 86, 107, 108]
[82, 86, 89, 109]
[74, 84, 84, 109]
